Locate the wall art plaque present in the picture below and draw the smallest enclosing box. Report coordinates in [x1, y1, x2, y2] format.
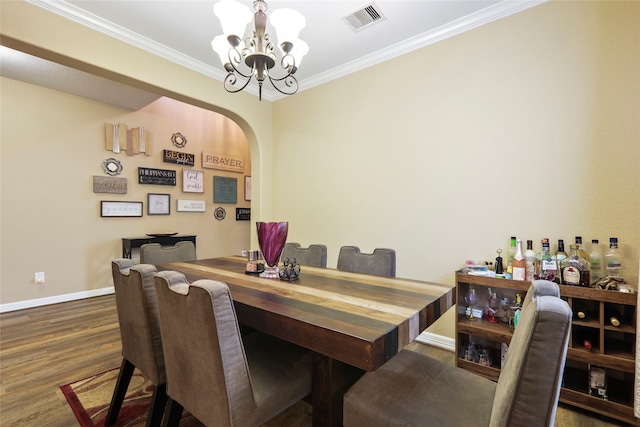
[177, 199, 206, 212]
[100, 201, 143, 217]
[236, 208, 251, 221]
[163, 149, 195, 166]
[93, 176, 127, 194]
[202, 151, 243, 173]
[138, 167, 176, 186]
[183, 169, 204, 193]
[213, 176, 237, 204]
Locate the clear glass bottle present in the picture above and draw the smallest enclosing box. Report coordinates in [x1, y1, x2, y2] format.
[539, 238, 558, 283]
[575, 236, 589, 264]
[524, 240, 537, 281]
[588, 364, 607, 400]
[512, 239, 526, 281]
[589, 239, 604, 284]
[556, 239, 568, 270]
[605, 237, 622, 278]
[560, 244, 590, 287]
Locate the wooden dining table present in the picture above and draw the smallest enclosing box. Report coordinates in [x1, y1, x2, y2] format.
[159, 256, 455, 427]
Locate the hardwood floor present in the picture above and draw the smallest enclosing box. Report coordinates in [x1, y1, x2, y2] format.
[0, 295, 631, 426]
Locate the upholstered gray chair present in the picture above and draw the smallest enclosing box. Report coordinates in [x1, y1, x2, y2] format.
[337, 246, 396, 277]
[343, 281, 571, 427]
[154, 271, 312, 427]
[107, 259, 166, 427]
[139, 241, 196, 265]
[282, 242, 328, 267]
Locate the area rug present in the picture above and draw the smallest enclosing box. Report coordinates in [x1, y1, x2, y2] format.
[59, 367, 201, 427]
[60, 367, 312, 427]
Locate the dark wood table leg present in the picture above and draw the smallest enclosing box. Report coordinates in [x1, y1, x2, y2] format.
[312, 353, 364, 427]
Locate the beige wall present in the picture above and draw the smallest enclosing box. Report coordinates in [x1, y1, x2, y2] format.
[1, 0, 639, 308]
[1, 80, 251, 305]
[272, 1, 639, 286]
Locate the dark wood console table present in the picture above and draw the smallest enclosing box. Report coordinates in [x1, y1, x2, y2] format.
[121, 235, 197, 258]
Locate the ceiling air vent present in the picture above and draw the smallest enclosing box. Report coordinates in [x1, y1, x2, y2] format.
[342, 3, 386, 32]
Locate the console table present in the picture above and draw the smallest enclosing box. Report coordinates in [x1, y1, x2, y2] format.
[122, 235, 197, 258]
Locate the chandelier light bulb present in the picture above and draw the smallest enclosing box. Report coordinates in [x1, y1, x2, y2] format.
[213, 0, 252, 37]
[269, 8, 306, 44]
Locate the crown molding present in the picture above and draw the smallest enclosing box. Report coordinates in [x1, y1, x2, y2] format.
[28, 0, 546, 103]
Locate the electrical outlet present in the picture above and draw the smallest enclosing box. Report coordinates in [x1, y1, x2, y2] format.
[35, 272, 45, 284]
[241, 249, 248, 257]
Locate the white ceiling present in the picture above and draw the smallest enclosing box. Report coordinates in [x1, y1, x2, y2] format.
[4, 0, 545, 104]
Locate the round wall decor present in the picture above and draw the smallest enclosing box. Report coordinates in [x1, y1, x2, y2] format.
[214, 207, 226, 220]
[102, 158, 123, 175]
[171, 132, 187, 148]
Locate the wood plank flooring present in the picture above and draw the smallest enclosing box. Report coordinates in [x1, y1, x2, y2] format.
[0, 295, 630, 426]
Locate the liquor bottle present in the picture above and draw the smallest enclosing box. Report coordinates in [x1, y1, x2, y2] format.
[524, 240, 537, 281]
[556, 239, 568, 269]
[506, 236, 516, 279]
[539, 238, 558, 282]
[588, 364, 607, 399]
[512, 239, 526, 281]
[605, 237, 622, 278]
[560, 244, 590, 286]
[574, 236, 590, 264]
[589, 239, 604, 283]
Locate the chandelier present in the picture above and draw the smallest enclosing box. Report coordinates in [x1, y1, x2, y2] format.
[211, 0, 309, 101]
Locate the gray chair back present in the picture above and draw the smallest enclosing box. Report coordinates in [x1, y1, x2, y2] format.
[154, 271, 312, 427]
[337, 246, 396, 277]
[282, 242, 328, 267]
[111, 259, 165, 385]
[490, 292, 571, 426]
[140, 241, 196, 265]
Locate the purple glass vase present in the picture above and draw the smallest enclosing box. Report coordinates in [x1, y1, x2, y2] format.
[256, 222, 288, 278]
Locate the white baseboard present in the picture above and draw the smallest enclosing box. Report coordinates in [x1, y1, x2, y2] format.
[416, 331, 456, 352]
[0, 287, 115, 313]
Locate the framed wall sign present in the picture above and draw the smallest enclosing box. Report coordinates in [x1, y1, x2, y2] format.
[93, 176, 127, 194]
[148, 193, 170, 215]
[183, 169, 204, 193]
[236, 208, 251, 221]
[244, 176, 251, 201]
[100, 201, 143, 217]
[213, 176, 237, 204]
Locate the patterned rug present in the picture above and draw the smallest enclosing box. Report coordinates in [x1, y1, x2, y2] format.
[60, 367, 312, 427]
[59, 367, 201, 427]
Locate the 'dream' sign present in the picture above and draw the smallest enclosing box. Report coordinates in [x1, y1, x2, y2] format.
[202, 151, 243, 173]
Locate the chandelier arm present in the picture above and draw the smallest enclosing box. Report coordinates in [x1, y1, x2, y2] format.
[267, 73, 299, 96]
[223, 72, 253, 94]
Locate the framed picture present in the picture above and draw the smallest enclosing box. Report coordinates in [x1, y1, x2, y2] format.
[177, 199, 206, 212]
[183, 169, 204, 193]
[100, 201, 143, 217]
[148, 193, 171, 215]
[244, 176, 252, 201]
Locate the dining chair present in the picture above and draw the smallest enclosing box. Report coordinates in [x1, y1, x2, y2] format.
[343, 281, 571, 427]
[139, 241, 196, 265]
[337, 246, 396, 277]
[154, 271, 313, 427]
[107, 259, 167, 427]
[282, 242, 328, 267]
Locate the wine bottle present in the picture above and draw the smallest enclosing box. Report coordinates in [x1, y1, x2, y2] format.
[512, 239, 526, 281]
[572, 299, 590, 320]
[606, 308, 622, 327]
[560, 244, 590, 287]
[605, 237, 622, 278]
[524, 240, 537, 281]
[539, 238, 558, 282]
[589, 239, 604, 283]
